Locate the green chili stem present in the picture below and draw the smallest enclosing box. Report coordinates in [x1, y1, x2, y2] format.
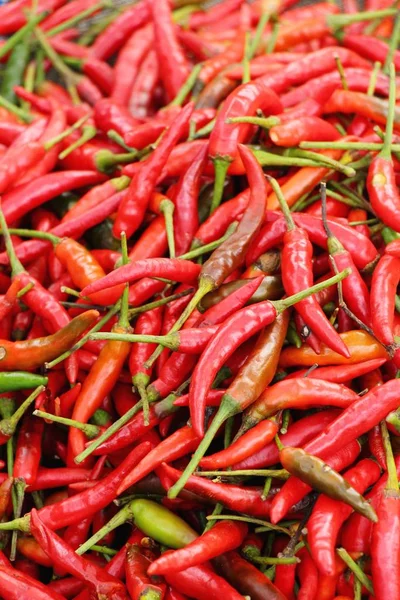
[336, 548, 374, 595]
[10, 478, 26, 561]
[249, 11, 271, 60]
[45, 304, 120, 369]
[367, 61, 381, 96]
[384, 15, 400, 74]
[33, 410, 100, 439]
[266, 16, 279, 54]
[77, 500, 136, 554]
[192, 117, 216, 140]
[167, 63, 203, 107]
[44, 114, 90, 151]
[161, 199, 176, 259]
[242, 32, 251, 84]
[58, 125, 97, 160]
[17, 282, 34, 298]
[328, 8, 397, 29]
[0, 95, 32, 122]
[74, 399, 146, 464]
[210, 157, 230, 215]
[0, 386, 45, 438]
[203, 503, 223, 532]
[267, 176, 296, 230]
[228, 116, 280, 128]
[197, 469, 289, 479]
[254, 556, 299, 565]
[0, 11, 47, 59]
[89, 545, 118, 556]
[284, 149, 356, 178]
[261, 477, 272, 501]
[205, 514, 290, 535]
[334, 54, 348, 90]
[300, 141, 400, 152]
[46, 0, 111, 37]
[34, 26, 80, 87]
[380, 63, 396, 161]
[381, 421, 399, 491]
[179, 222, 237, 260]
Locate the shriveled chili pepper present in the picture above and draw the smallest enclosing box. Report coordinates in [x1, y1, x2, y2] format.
[280, 446, 377, 521]
[308, 458, 381, 576]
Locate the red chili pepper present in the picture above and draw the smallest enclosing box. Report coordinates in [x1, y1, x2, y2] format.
[272, 379, 400, 522]
[94, 98, 140, 137]
[269, 116, 340, 147]
[370, 254, 400, 349]
[308, 458, 381, 575]
[0, 564, 66, 600]
[113, 102, 194, 239]
[209, 82, 282, 211]
[343, 33, 400, 70]
[111, 24, 153, 106]
[129, 50, 159, 118]
[13, 414, 44, 486]
[125, 544, 165, 600]
[149, 520, 247, 576]
[30, 509, 128, 599]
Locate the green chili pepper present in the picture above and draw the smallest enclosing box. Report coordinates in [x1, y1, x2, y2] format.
[1, 40, 31, 103]
[0, 372, 48, 393]
[76, 499, 198, 555]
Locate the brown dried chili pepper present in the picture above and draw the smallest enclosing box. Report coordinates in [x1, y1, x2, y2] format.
[280, 446, 377, 522]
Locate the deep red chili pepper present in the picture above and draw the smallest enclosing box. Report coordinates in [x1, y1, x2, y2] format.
[274, 181, 349, 357]
[149, 520, 247, 576]
[284, 358, 387, 383]
[30, 509, 128, 599]
[308, 458, 381, 575]
[13, 414, 44, 486]
[269, 116, 340, 147]
[113, 102, 194, 239]
[129, 50, 159, 117]
[125, 544, 164, 600]
[370, 254, 400, 349]
[0, 563, 66, 600]
[151, 0, 190, 102]
[209, 81, 282, 212]
[174, 144, 208, 256]
[111, 24, 153, 106]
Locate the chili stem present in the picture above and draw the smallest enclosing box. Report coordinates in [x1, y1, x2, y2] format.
[379, 63, 396, 161]
[166, 63, 202, 107]
[198, 469, 289, 479]
[33, 410, 100, 439]
[0, 95, 32, 122]
[205, 514, 290, 535]
[300, 141, 400, 152]
[46, 0, 111, 37]
[58, 125, 97, 160]
[0, 11, 47, 59]
[367, 61, 381, 96]
[77, 499, 137, 554]
[384, 15, 400, 74]
[381, 421, 399, 491]
[337, 548, 374, 594]
[249, 11, 270, 60]
[179, 222, 237, 260]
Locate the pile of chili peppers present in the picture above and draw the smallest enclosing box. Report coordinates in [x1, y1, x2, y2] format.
[1, 0, 400, 598]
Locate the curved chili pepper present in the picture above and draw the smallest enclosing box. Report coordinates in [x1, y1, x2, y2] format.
[284, 358, 387, 383]
[13, 414, 44, 486]
[30, 509, 128, 599]
[111, 24, 153, 106]
[195, 31, 246, 92]
[126, 544, 164, 600]
[174, 143, 208, 256]
[214, 550, 286, 600]
[279, 330, 388, 368]
[129, 50, 159, 118]
[166, 557, 244, 600]
[2, 170, 106, 224]
[200, 274, 283, 310]
[200, 419, 278, 470]
[241, 378, 358, 432]
[269, 116, 340, 147]
[0, 309, 98, 371]
[280, 446, 377, 521]
[0, 564, 66, 600]
[209, 82, 282, 212]
[151, 0, 190, 102]
[371, 254, 400, 350]
[149, 520, 247, 576]
[130, 307, 163, 401]
[113, 102, 194, 239]
[308, 458, 381, 576]
[94, 98, 140, 137]
[91, 0, 150, 60]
